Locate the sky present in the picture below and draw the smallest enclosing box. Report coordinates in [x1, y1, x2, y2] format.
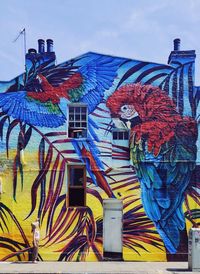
[0, 0, 200, 85]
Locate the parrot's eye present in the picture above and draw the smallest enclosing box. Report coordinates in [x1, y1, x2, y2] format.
[119, 104, 138, 120]
[121, 105, 128, 112]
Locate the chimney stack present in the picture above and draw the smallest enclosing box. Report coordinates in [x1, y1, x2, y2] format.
[26, 38, 56, 74]
[173, 38, 181, 51]
[46, 39, 53, 53]
[168, 38, 196, 66]
[38, 39, 45, 53]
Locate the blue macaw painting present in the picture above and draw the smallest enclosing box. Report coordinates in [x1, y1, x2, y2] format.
[0, 39, 199, 262]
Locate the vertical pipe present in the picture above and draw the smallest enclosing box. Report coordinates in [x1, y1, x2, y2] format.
[174, 38, 181, 51]
[38, 39, 45, 53]
[46, 39, 53, 52]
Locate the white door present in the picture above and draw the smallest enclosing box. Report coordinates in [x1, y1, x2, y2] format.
[103, 199, 123, 254]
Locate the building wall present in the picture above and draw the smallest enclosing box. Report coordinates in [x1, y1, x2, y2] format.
[0, 41, 199, 262]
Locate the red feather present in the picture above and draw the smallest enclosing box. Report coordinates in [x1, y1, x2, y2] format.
[27, 73, 83, 104]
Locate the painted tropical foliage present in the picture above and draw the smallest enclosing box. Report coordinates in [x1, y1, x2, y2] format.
[0, 45, 199, 262]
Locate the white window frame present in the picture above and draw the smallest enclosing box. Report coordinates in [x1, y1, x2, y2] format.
[67, 103, 88, 139]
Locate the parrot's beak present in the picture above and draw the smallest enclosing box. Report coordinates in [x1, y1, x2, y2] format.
[129, 115, 142, 127]
[112, 118, 128, 129]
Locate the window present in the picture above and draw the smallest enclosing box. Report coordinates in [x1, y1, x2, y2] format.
[68, 165, 86, 207]
[68, 104, 87, 138]
[112, 130, 129, 140]
[112, 129, 130, 167]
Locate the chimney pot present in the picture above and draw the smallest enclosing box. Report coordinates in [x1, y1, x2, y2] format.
[174, 38, 181, 51]
[28, 48, 37, 54]
[46, 39, 53, 53]
[38, 39, 45, 53]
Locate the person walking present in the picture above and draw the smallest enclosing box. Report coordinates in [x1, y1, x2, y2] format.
[31, 218, 40, 263]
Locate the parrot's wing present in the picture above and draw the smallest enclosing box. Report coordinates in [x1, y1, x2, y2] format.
[69, 55, 123, 113]
[28, 59, 80, 89]
[27, 54, 123, 113]
[0, 91, 65, 127]
[132, 131, 197, 253]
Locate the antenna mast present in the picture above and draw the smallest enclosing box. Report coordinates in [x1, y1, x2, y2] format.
[13, 28, 26, 71]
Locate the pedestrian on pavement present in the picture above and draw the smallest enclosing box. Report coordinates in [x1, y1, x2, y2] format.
[31, 218, 40, 263]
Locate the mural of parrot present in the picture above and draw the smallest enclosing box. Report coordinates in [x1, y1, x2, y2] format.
[0, 53, 122, 198]
[0, 54, 122, 128]
[106, 83, 197, 254]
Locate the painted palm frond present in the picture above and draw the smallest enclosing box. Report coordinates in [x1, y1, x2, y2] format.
[161, 62, 196, 117]
[12, 125, 32, 200]
[44, 184, 103, 247]
[0, 237, 31, 261]
[185, 209, 200, 227]
[0, 203, 31, 261]
[105, 167, 139, 194]
[123, 198, 164, 254]
[0, 117, 72, 233]
[86, 187, 103, 205]
[0, 203, 29, 246]
[25, 130, 69, 222]
[36, 180, 101, 258]
[50, 207, 103, 262]
[184, 165, 200, 222]
[0, 112, 33, 200]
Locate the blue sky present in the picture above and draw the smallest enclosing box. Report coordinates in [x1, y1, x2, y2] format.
[0, 0, 200, 84]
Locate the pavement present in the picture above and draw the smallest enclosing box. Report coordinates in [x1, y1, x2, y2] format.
[0, 261, 199, 274]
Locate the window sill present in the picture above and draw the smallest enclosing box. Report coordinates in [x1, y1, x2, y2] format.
[67, 137, 88, 141]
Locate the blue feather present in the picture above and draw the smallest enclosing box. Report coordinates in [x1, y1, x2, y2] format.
[134, 134, 196, 254]
[78, 55, 124, 112]
[156, 224, 177, 254]
[154, 188, 170, 209]
[0, 91, 66, 127]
